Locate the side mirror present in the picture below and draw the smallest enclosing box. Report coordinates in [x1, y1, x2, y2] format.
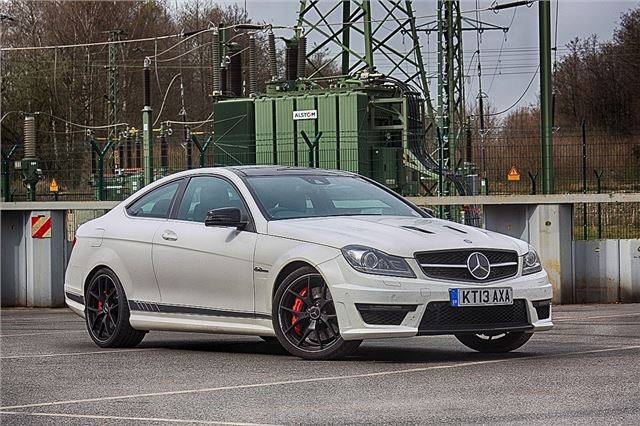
[421, 207, 435, 217]
[205, 207, 248, 230]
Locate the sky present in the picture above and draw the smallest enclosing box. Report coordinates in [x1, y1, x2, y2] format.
[223, 0, 639, 117]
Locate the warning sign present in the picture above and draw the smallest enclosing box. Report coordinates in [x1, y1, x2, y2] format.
[49, 178, 59, 193]
[507, 165, 521, 181]
[31, 215, 52, 239]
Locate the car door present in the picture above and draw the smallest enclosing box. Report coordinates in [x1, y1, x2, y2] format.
[151, 175, 257, 315]
[118, 179, 183, 303]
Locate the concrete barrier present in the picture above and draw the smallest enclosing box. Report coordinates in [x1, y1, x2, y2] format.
[574, 239, 640, 303]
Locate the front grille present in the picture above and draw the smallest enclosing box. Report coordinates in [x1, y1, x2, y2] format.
[418, 299, 530, 334]
[415, 249, 519, 282]
[533, 300, 551, 319]
[356, 304, 416, 326]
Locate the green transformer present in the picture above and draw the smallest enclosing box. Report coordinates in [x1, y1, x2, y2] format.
[213, 99, 256, 166]
[215, 90, 419, 193]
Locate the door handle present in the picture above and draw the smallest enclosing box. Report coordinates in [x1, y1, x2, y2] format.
[161, 230, 178, 241]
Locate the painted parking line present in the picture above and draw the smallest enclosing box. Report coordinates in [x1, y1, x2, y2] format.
[0, 330, 85, 338]
[554, 312, 640, 322]
[1, 348, 156, 360]
[0, 411, 277, 426]
[2, 344, 639, 412]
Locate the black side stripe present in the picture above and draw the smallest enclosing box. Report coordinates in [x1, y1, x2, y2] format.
[65, 292, 85, 305]
[129, 300, 271, 320]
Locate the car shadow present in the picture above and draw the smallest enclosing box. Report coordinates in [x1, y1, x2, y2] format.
[139, 337, 536, 364]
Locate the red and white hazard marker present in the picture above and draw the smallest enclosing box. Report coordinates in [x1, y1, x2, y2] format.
[31, 215, 52, 239]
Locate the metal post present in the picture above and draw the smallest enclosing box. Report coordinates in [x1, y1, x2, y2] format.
[97, 150, 105, 201]
[362, 0, 374, 70]
[595, 170, 604, 239]
[107, 30, 123, 168]
[341, 0, 351, 75]
[528, 171, 538, 195]
[88, 137, 114, 201]
[142, 58, 153, 185]
[436, 127, 444, 218]
[1, 145, 17, 201]
[539, 0, 554, 194]
[582, 121, 588, 240]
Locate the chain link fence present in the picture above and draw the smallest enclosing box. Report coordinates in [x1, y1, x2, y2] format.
[2, 126, 639, 238]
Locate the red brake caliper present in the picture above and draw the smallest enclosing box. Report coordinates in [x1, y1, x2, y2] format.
[97, 300, 103, 312]
[291, 288, 308, 334]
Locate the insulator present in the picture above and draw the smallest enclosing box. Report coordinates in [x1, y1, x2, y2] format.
[285, 42, 298, 81]
[297, 36, 307, 79]
[212, 30, 221, 94]
[23, 116, 36, 159]
[143, 66, 151, 107]
[268, 31, 278, 80]
[248, 35, 257, 95]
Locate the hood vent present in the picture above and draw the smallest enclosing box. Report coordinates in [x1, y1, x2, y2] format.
[402, 226, 435, 235]
[443, 225, 467, 234]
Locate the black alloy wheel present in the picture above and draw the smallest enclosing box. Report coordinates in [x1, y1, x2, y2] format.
[84, 268, 146, 348]
[455, 331, 533, 353]
[273, 266, 361, 360]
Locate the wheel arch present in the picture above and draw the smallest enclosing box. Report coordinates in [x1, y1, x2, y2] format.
[271, 261, 317, 298]
[84, 264, 110, 295]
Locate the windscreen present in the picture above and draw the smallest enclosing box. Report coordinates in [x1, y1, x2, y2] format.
[245, 175, 422, 220]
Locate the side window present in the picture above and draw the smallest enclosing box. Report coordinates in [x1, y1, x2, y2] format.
[177, 176, 247, 222]
[126, 181, 180, 218]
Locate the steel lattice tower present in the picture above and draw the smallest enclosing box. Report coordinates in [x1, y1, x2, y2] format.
[296, 0, 435, 122]
[437, 0, 465, 191]
[296, 0, 479, 197]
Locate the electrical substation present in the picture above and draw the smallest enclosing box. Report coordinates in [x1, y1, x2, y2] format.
[2, 2, 640, 423]
[1, 1, 639, 308]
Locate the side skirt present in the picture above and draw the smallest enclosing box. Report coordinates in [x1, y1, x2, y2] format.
[128, 300, 275, 337]
[128, 300, 270, 320]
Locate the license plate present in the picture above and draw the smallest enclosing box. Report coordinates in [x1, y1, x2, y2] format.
[449, 288, 513, 307]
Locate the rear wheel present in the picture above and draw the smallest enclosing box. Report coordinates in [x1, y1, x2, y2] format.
[273, 266, 360, 360]
[455, 331, 532, 353]
[85, 268, 146, 348]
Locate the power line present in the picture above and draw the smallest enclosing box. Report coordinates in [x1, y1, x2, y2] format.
[0, 32, 184, 52]
[487, 8, 517, 94]
[484, 65, 539, 116]
[34, 112, 128, 130]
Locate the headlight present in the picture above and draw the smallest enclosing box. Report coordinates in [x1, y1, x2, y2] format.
[522, 245, 543, 275]
[341, 245, 415, 278]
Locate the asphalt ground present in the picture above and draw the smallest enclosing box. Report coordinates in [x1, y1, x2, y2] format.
[1, 304, 639, 425]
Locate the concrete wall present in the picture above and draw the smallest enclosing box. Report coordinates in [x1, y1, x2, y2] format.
[1, 210, 66, 307]
[574, 239, 640, 303]
[620, 240, 640, 302]
[485, 203, 574, 304]
[1, 211, 28, 306]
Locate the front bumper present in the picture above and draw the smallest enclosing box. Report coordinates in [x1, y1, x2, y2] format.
[318, 255, 554, 341]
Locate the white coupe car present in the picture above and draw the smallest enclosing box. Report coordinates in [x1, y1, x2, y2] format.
[65, 166, 553, 360]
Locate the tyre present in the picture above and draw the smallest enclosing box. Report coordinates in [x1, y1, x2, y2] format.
[455, 331, 533, 353]
[273, 266, 361, 360]
[84, 268, 146, 348]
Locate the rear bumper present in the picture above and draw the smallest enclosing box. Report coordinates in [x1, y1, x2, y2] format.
[318, 255, 554, 341]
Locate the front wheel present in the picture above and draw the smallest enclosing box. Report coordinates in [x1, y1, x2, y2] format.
[85, 268, 146, 348]
[455, 331, 533, 353]
[273, 266, 361, 360]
